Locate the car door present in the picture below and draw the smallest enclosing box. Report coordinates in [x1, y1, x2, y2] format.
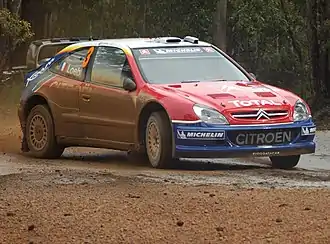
[47, 47, 92, 138]
[79, 46, 137, 147]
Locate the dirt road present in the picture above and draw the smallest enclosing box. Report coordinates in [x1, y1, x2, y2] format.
[0, 81, 330, 243]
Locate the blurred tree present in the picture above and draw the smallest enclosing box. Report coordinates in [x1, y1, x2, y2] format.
[0, 1, 33, 72]
[2, 0, 330, 110]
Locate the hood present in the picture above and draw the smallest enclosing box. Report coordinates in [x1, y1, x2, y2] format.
[153, 81, 300, 124]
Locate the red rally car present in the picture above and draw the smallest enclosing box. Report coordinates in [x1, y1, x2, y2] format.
[18, 36, 316, 169]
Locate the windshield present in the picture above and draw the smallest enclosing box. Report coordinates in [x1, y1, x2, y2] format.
[132, 46, 249, 84]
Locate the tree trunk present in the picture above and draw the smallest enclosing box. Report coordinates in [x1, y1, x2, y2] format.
[306, 0, 321, 98]
[213, 0, 227, 51]
[306, 0, 330, 101]
[321, 0, 330, 97]
[142, 0, 148, 36]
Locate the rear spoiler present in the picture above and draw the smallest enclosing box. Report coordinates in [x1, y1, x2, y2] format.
[31, 36, 99, 46]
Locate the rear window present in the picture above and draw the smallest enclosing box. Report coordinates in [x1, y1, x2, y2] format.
[132, 46, 249, 84]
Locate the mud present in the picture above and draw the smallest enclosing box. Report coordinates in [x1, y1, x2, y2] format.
[1, 149, 329, 190]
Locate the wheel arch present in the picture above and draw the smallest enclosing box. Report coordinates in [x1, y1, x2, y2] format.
[24, 94, 51, 121]
[23, 94, 58, 136]
[136, 101, 173, 154]
[23, 94, 64, 159]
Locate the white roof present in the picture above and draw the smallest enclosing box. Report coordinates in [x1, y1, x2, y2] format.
[66, 37, 212, 50]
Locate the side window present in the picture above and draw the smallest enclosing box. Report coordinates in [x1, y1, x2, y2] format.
[51, 47, 91, 80]
[90, 46, 133, 88]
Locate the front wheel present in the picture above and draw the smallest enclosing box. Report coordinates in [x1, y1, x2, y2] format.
[26, 105, 64, 159]
[145, 111, 173, 168]
[270, 155, 300, 169]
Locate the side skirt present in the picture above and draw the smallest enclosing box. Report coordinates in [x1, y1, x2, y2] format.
[57, 136, 135, 151]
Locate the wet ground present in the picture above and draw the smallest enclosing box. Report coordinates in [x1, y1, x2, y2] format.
[1, 143, 330, 189]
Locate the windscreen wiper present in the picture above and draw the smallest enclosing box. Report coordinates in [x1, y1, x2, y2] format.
[181, 80, 200, 83]
[211, 79, 227, 81]
[180, 79, 229, 83]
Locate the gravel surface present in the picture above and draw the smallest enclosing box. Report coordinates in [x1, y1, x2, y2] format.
[0, 171, 329, 244]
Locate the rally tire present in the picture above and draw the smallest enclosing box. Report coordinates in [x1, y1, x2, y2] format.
[145, 111, 173, 168]
[270, 155, 300, 169]
[26, 105, 64, 159]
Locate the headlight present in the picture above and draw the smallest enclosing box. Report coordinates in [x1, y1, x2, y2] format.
[293, 100, 310, 122]
[193, 104, 228, 124]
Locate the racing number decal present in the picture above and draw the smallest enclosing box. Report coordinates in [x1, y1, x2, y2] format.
[82, 46, 95, 68]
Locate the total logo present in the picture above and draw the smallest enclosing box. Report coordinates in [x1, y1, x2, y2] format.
[228, 99, 282, 107]
[177, 130, 225, 140]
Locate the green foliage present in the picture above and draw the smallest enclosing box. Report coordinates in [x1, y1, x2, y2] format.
[0, 8, 33, 49]
[0, 7, 33, 73]
[2, 0, 330, 102]
[227, 0, 310, 96]
[18, 0, 313, 98]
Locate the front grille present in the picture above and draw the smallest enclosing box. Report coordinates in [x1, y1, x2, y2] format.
[228, 128, 300, 146]
[231, 110, 288, 121]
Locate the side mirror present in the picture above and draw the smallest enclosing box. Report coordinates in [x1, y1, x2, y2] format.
[123, 77, 136, 91]
[250, 73, 256, 80]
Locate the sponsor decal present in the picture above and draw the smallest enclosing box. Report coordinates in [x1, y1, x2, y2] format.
[255, 109, 270, 120]
[252, 152, 280, 156]
[82, 46, 95, 68]
[251, 87, 272, 92]
[153, 47, 203, 54]
[177, 130, 225, 140]
[139, 49, 150, 55]
[217, 84, 241, 92]
[301, 126, 316, 136]
[67, 66, 82, 77]
[202, 47, 215, 52]
[228, 99, 283, 107]
[235, 131, 292, 145]
[60, 62, 69, 72]
[26, 57, 56, 86]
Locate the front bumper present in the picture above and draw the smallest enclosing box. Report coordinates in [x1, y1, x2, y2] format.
[172, 119, 316, 158]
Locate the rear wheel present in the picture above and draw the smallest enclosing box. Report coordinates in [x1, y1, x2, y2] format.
[270, 155, 300, 169]
[145, 111, 173, 168]
[26, 105, 64, 159]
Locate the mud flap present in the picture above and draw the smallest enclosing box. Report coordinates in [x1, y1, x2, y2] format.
[20, 127, 29, 152]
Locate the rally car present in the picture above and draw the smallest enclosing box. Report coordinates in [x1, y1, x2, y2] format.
[18, 36, 316, 169]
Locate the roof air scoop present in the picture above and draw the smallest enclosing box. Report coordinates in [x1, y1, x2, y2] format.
[154, 37, 182, 44]
[183, 36, 199, 44]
